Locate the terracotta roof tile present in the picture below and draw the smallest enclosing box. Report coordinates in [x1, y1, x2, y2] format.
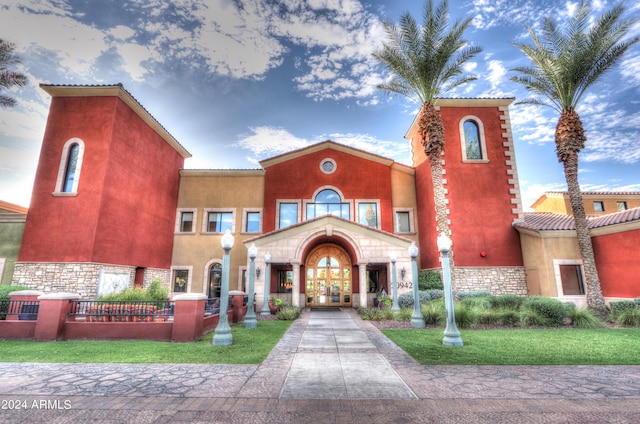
[515, 207, 640, 231]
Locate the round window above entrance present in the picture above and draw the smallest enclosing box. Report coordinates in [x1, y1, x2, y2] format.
[320, 158, 337, 174]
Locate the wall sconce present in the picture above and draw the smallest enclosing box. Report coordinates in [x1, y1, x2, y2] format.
[256, 267, 261, 279]
[400, 267, 406, 280]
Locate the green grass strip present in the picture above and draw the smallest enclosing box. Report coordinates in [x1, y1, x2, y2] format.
[0, 321, 292, 364]
[382, 328, 640, 365]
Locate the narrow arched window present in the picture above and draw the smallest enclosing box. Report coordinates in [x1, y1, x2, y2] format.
[54, 138, 85, 195]
[63, 143, 79, 192]
[463, 120, 482, 160]
[459, 116, 488, 163]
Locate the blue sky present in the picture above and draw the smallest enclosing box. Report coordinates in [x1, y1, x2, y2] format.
[1, 0, 639, 210]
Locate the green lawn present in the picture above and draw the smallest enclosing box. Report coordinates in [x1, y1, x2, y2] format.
[0, 320, 292, 364]
[382, 328, 640, 365]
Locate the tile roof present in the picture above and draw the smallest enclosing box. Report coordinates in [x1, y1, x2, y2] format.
[515, 207, 640, 231]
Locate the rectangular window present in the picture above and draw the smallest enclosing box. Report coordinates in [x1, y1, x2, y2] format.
[358, 202, 378, 228]
[246, 212, 260, 233]
[395, 211, 410, 233]
[279, 203, 298, 229]
[617, 201, 628, 211]
[278, 270, 293, 293]
[593, 201, 604, 212]
[180, 212, 194, 232]
[173, 269, 189, 293]
[559, 264, 585, 295]
[207, 212, 233, 233]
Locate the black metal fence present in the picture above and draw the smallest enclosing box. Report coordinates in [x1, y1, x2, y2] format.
[68, 300, 174, 322]
[0, 300, 40, 320]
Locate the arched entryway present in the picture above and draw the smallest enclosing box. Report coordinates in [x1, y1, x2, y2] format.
[304, 243, 352, 307]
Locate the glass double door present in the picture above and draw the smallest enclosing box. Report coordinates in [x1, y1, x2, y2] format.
[305, 244, 352, 307]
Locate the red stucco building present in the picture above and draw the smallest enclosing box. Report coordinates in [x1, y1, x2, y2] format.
[10, 84, 639, 307]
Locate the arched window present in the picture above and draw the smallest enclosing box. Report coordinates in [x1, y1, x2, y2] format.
[459, 117, 488, 162]
[208, 263, 222, 299]
[63, 143, 80, 192]
[306, 188, 350, 220]
[463, 120, 482, 160]
[54, 138, 85, 195]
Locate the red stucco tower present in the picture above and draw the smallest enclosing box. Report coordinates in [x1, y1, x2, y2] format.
[14, 84, 190, 297]
[406, 98, 526, 293]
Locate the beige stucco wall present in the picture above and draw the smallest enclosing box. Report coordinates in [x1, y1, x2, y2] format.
[389, 164, 419, 245]
[171, 170, 265, 295]
[517, 229, 581, 297]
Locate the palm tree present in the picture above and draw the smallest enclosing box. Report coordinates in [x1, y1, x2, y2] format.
[372, 0, 482, 261]
[0, 39, 27, 108]
[511, 2, 639, 310]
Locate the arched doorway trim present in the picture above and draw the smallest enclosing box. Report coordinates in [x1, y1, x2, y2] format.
[295, 227, 362, 264]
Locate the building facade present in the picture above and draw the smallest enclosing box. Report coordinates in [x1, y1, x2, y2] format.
[12, 83, 638, 308]
[532, 191, 640, 216]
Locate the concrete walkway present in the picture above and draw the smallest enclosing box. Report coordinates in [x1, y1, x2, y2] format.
[0, 308, 639, 423]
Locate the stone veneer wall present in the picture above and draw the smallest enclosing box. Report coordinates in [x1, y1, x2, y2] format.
[12, 262, 170, 299]
[448, 266, 528, 296]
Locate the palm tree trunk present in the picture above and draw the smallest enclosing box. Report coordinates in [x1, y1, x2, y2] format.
[556, 110, 606, 310]
[419, 102, 454, 266]
[563, 154, 606, 310]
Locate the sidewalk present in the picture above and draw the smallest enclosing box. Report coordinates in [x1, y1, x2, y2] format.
[0, 308, 639, 423]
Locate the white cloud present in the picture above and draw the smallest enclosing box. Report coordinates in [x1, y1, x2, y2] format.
[235, 126, 409, 165]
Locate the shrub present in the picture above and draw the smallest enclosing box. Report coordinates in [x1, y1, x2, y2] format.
[609, 300, 636, 319]
[0, 285, 32, 319]
[567, 307, 604, 328]
[0, 285, 32, 299]
[563, 302, 577, 312]
[425, 289, 444, 300]
[418, 270, 443, 290]
[616, 309, 640, 327]
[99, 287, 148, 301]
[461, 296, 492, 311]
[490, 294, 525, 310]
[276, 305, 301, 320]
[397, 291, 432, 308]
[457, 290, 492, 300]
[454, 302, 478, 328]
[421, 300, 445, 326]
[396, 307, 413, 322]
[521, 296, 566, 327]
[520, 309, 546, 327]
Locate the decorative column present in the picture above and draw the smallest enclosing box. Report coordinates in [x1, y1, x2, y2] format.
[244, 243, 258, 328]
[260, 252, 272, 316]
[291, 260, 301, 308]
[358, 261, 368, 308]
[438, 233, 463, 346]
[409, 242, 424, 328]
[213, 230, 234, 346]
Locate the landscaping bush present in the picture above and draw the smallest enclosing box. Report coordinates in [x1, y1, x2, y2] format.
[0, 285, 32, 319]
[457, 290, 492, 300]
[98, 279, 170, 309]
[397, 291, 432, 308]
[421, 300, 445, 326]
[454, 302, 478, 328]
[521, 296, 566, 327]
[519, 309, 546, 327]
[609, 300, 636, 319]
[397, 307, 413, 322]
[478, 308, 521, 327]
[418, 270, 443, 290]
[461, 296, 492, 311]
[490, 294, 525, 310]
[276, 305, 301, 320]
[359, 307, 386, 321]
[616, 309, 640, 327]
[425, 289, 443, 300]
[567, 306, 604, 328]
[0, 285, 32, 299]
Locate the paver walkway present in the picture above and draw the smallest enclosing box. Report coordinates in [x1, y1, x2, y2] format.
[0, 308, 639, 423]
